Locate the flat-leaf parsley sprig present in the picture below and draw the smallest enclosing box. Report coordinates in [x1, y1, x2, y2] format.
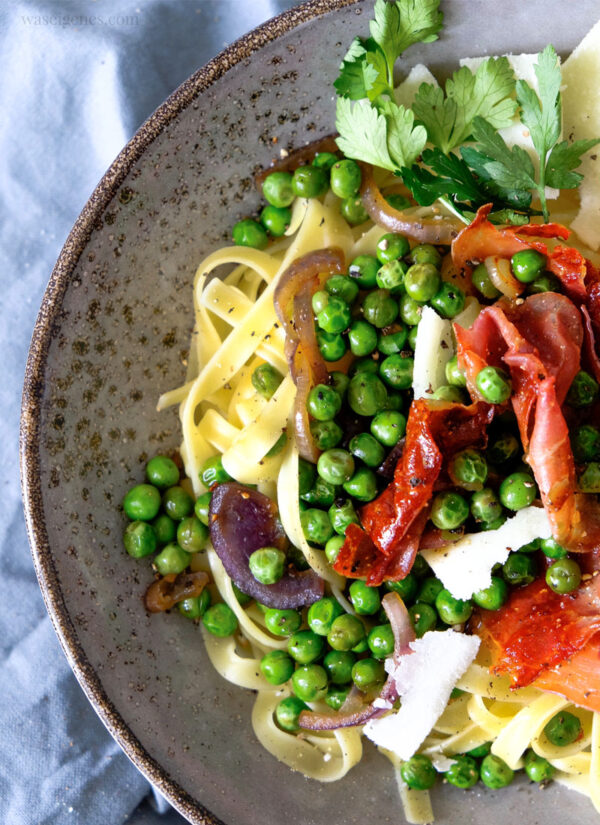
[335, 1, 600, 224]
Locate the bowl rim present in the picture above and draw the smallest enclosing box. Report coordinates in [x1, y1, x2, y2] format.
[19, 1, 358, 822]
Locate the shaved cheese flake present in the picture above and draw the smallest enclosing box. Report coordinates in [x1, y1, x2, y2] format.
[421, 506, 552, 600]
[453, 296, 481, 332]
[364, 630, 480, 761]
[412, 306, 453, 398]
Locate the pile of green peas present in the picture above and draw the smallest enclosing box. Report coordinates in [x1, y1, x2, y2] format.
[122, 453, 241, 636]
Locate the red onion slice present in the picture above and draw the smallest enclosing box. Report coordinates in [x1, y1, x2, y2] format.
[144, 570, 209, 613]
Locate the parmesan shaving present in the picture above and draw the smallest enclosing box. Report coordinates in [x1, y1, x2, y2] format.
[412, 306, 453, 398]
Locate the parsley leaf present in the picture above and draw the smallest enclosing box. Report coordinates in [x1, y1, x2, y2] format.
[401, 148, 489, 206]
[413, 57, 517, 153]
[546, 138, 600, 189]
[334, 38, 393, 101]
[335, 97, 426, 171]
[369, 0, 443, 84]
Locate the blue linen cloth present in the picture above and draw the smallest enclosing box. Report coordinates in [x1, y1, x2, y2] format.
[0, 1, 300, 822]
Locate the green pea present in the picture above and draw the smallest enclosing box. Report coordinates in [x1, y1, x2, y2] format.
[571, 424, 600, 462]
[292, 165, 328, 198]
[317, 295, 352, 334]
[384, 193, 411, 211]
[177, 516, 209, 553]
[349, 580, 381, 615]
[416, 576, 444, 605]
[348, 320, 378, 357]
[543, 711, 582, 747]
[323, 649, 356, 684]
[386, 574, 417, 603]
[162, 486, 194, 520]
[511, 249, 546, 283]
[123, 484, 161, 521]
[301, 476, 338, 507]
[200, 455, 232, 488]
[260, 204, 291, 237]
[579, 462, 600, 492]
[450, 449, 488, 490]
[310, 420, 343, 451]
[473, 577, 508, 611]
[264, 607, 302, 637]
[232, 219, 268, 250]
[400, 755, 437, 790]
[376, 232, 410, 263]
[124, 521, 157, 558]
[404, 263, 440, 303]
[408, 602, 437, 637]
[152, 513, 177, 545]
[313, 151, 338, 170]
[476, 366, 512, 404]
[472, 262, 501, 299]
[262, 171, 294, 208]
[384, 393, 403, 411]
[312, 290, 329, 315]
[178, 589, 211, 620]
[499, 471, 537, 510]
[409, 244, 442, 268]
[194, 492, 212, 526]
[430, 491, 469, 530]
[325, 534, 345, 564]
[202, 602, 238, 637]
[248, 546, 286, 585]
[154, 542, 189, 575]
[524, 749, 556, 783]
[467, 742, 491, 758]
[431, 385, 467, 403]
[445, 355, 466, 388]
[371, 410, 406, 447]
[430, 281, 465, 319]
[329, 498, 359, 535]
[340, 195, 368, 225]
[376, 259, 407, 294]
[330, 159, 361, 198]
[350, 357, 379, 376]
[379, 354, 414, 390]
[480, 754, 514, 789]
[352, 657, 385, 692]
[362, 289, 399, 328]
[445, 755, 479, 789]
[349, 254, 380, 288]
[326, 274, 359, 305]
[407, 324, 419, 350]
[502, 552, 538, 586]
[287, 629, 325, 664]
[232, 583, 252, 606]
[546, 558, 582, 594]
[327, 614, 366, 651]
[307, 597, 344, 636]
[470, 488, 503, 523]
[300, 508, 334, 545]
[316, 330, 347, 361]
[411, 554, 431, 579]
[330, 371, 350, 399]
[317, 449, 355, 486]
[343, 467, 378, 502]
[367, 623, 395, 659]
[251, 363, 283, 399]
[349, 432, 385, 468]
[378, 327, 407, 355]
[539, 538, 568, 559]
[298, 458, 316, 495]
[487, 432, 520, 466]
[481, 513, 508, 531]
[399, 294, 424, 326]
[260, 650, 295, 685]
[518, 538, 541, 554]
[348, 372, 388, 417]
[567, 370, 599, 407]
[146, 456, 180, 489]
[528, 272, 561, 294]
[307, 383, 342, 422]
[325, 685, 351, 710]
[275, 695, 308, 732]
[435, 589, 473, 625]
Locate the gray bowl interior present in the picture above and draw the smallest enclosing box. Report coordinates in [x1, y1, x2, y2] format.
[21, 0, 600, 823]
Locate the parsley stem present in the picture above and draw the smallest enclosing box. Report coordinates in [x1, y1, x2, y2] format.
[437, 196, 470, 225]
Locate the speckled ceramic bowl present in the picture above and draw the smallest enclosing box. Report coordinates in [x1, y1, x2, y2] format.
[20, 1, 600, 823]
